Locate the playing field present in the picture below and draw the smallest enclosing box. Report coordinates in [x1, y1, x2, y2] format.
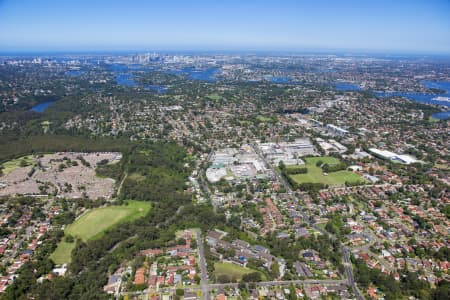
[214, 262, 266, 282]
[289, 156, 365, 186]
[50, 200, 150, 264]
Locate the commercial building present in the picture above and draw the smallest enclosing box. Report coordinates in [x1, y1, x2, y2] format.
[369, 148, 419, 165]
[326, 124, 349, 136]
[259, 138, 316, 166]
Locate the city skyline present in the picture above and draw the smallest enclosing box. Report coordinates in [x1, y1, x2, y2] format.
[0, 0, 449, 54]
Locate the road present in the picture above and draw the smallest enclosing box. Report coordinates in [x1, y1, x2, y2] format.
[354, 227, 394, 273]
[122, 279, 348, 297]
[122, 229, 348, 299]
[196, 230, 210, 300]
[251, 143, 365, 300]
[199, 153, 214, 209]
[121, 147, 365, 299]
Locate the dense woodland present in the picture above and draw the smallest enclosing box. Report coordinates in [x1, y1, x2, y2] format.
[0, 134, 131, 164]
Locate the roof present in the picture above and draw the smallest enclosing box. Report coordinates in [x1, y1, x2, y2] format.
[107, 274, 121, 285]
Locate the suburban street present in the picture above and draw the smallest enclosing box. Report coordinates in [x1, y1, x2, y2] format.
[196, 230, 210, 300]
[122, 279, 349, 297]
[119, 146, 369, 299]
[123, 229, 349, 299]
[251, 143, 365, 300]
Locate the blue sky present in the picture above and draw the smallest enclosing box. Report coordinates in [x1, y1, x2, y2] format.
[0, 0, 449, 53]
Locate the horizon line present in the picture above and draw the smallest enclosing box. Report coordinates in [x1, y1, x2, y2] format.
[1, 47, 450, 57]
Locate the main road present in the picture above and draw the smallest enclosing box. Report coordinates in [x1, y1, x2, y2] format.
[196, 229, 210, 300]
[251, 143, 365, 300]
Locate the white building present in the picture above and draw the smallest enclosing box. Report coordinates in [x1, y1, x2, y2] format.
[369, 148, 419, 165]
[326, 124, 349, 136]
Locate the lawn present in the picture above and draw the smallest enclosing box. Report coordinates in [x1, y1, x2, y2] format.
[1, 155, 35, 175]
[50, 241, 76, 264]
[214, 262, 266, 282]
[301, 156, 340, 165]
[50, 200, 150, 264]
[289, 156, 365, 186]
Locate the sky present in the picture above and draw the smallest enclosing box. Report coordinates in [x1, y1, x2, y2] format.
[0, 0, 449, 54]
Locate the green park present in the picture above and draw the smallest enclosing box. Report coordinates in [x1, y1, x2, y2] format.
[214, 262, 266, 282]
[50, 200, 151, 264]
[288, 156, 365, 186]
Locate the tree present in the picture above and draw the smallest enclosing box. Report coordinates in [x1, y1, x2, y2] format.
[20, 159, 30, 167]
[242, 272, 262, 283]
[176, 289, 184, 296]
[270, 261, 280, 279]
[432, 280, 449, 300]
[65, 234, 74, 243]
[217, 274, 231, 283]
[288, 284, 297, 300]
[278, 160, 286, 171]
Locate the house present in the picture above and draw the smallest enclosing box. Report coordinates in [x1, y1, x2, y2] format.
[52, 264, 67, 276]
[216, 292, 227, 300]
[232, 239, 250, 249]
[302, 251, 315, 261]
[258, 252, 274, 268]
[305, 285, 324, 299]
[157, 276, 165, 285]
[367, 287, 378, 299]
[148, 275, 158, 287]
[252, 245, 268, 253]
[295, 227, 310, 237]
[103, 274, 121, 294]
[294, 261, 313, 278]
[134, 267, 146, 285]
[140, 248, 163, 257]
[326, 284, 349, 296]
[206, 230, 224, 247]
[277, 232, 290, 239]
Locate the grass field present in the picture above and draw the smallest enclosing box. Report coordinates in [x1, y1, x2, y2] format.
[1, 155, 34, 175]
[214, 262, 266, 282]
[428, 116, 440, 123]
[50, 200, 150, 264]
[50, 241, 76, 265]
[206, 94, 223, 100]
[256, 115, 277, 123]
[434, 163, 449, 170]
[289, 156, 365, 186]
